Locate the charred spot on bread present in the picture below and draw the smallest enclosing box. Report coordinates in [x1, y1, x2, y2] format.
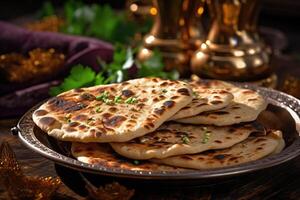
[39, 117, 61, 129]
[34, 109, 48, 116]
[122, 89, 134, 97]
[163, 101, 175, 108]
[154, 108, 165, 115]
[103, 116, 126, 128]
[177, 88, 190, 96]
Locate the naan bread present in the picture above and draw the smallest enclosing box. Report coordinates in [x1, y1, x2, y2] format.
[169, 81, 234, 120]
[33, 78, 193, 142]
[271, 130, 285, 154]
[71, 143, 184, 171]
[110, 122, 264, 160]
[176, 80, 267, 126]
[153, 130, 284, 169]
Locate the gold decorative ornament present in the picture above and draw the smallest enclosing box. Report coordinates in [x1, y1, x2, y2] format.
[280, 75, 300, 98]
[86, 181, 135, 200]
[127, 0, 153, 17]
[25, 15, 64, 32]
[0, 48, 65, 83]
[191, 0, 273, 83]
[0, 142, 61, 200]
[138, 0, 205, 77]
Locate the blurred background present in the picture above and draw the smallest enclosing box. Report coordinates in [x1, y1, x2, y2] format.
[1, 0, 300, 54]
[0, 0, 299, 119]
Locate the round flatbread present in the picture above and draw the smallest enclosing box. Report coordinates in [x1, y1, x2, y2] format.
[110, 122, 265, 160]
[33, 78, 193, 142]
[169, 81, 234, 120]
[71, 143, 184, 171]
[153, 130, 284, 169]
[176, 80, 267, 126]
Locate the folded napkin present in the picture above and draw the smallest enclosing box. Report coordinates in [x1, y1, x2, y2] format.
[0, 21, 113, 118]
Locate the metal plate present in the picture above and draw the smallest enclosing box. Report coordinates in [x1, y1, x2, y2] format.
[17, 84, 300, 181]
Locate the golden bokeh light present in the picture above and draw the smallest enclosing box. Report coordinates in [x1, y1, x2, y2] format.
[130, 3, 138, 12]
[150, 7, 157, 15]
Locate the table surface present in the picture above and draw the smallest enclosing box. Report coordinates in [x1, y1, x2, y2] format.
[0, 119, 300, 200]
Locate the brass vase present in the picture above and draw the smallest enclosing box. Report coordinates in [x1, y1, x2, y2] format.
[138, 0, 205, 77]
[191, 0, 273, 82]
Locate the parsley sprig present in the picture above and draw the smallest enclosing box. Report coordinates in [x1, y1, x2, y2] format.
[49, 46, 179, 96]
[39, 0, 153, 43]
[49, 65, 96, 96]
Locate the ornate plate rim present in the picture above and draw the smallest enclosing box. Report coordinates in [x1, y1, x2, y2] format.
[17, 84, 300, 180]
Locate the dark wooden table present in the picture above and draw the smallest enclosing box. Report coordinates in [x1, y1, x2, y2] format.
[0, 119, 300, 200]
[0, 119, 84, 200]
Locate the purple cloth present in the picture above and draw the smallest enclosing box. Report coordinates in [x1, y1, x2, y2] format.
[0, 21, 114, 95]
[0, 21, 113, 67]
[0, 81, 59, 118]
[0, 21, 114, 118]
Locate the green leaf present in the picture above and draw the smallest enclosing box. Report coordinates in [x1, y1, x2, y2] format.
[70, 65, 95, 82]
[113, 44, 127, 64]
[137, 49, 179, 80]
[38, 1, 55, 19]
[49, 45, 179, 96]
[142, 50, 164, 69]
[49, 65, 96, 96]
[94, 72, 106, 85]
[49, 86, 62, 97]
[59, 1, 143, 43]
[122, 47, 134, 70]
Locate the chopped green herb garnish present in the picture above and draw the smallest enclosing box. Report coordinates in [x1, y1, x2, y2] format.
[103, 99, 113, 105]
[162, 89, 167, 93]
[114, 95, 122, 103]
[78, 103, 86, 109]
[182, 135, 190, 144]
[96, 91, 109, 101]
[65, 113, 72, 122]
[87, 117, 95, 124]
[193, 91, 199, 98]
[125, 97, 138, 104]
[201, 126, 207, 131]
[96, 91, 114, 104]
[202, 132, 211, 144]
[95, 107, 102, 113]
[65, 113, 72, 119]
[133, 160, 140, 165]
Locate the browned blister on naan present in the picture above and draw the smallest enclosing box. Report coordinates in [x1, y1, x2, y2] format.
[152, 130, 284, 169]
[110, 122, 265, 160]
[32, 78, 193, 142]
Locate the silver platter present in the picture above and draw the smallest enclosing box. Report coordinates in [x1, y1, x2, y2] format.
[16, 84, 300, 180]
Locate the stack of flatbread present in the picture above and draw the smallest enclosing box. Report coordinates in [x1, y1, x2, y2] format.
[33, 77, 285, 170]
